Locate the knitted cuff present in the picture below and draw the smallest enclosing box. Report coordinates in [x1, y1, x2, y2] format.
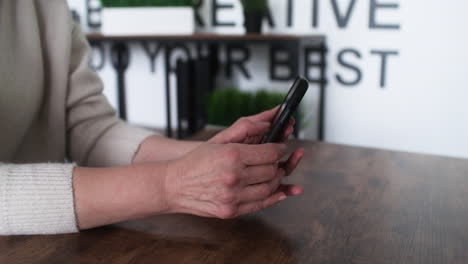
[0, 163, 78, 235]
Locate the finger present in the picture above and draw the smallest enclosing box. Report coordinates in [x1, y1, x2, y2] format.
[280, 125, 295, 142]
[242, 164, 280, 185]
[279, 148, 305, 176]
[235, 191, 287, 217]
[285, 117, 296, 128]
[239, 143, 287, 166]
[278, 184, 304, 196]
[236, 120, 270, 140]
[279, 118, 296, 142]
[220, 119, 271, 143]
[290, 117, 296, 127]
[246, 106, 280, 123]
[244, 135, 263, 145]
[239, 175, 282, 203]
[244, 137, 256, 144]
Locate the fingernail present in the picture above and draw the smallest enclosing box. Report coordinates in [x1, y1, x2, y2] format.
[279, 194, 287, 201]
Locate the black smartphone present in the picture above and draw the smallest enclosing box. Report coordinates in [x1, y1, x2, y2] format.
[261, 77, 309, 143]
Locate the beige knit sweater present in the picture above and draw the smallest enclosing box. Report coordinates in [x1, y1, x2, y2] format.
[0, 1, 155, 235]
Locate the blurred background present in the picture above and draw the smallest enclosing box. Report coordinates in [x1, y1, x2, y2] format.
[68, 0, 468, 159]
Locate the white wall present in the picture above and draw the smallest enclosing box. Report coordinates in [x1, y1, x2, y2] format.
[68, 0, 468, 159]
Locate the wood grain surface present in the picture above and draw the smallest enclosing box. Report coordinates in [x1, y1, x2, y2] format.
[2, 141, 468, 264]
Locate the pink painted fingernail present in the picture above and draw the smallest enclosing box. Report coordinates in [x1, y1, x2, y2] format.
[279, 194, 287, 201]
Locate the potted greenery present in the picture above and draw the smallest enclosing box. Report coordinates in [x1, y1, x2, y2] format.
[240, 0, 268, 34]
[100, 0, 194, 35]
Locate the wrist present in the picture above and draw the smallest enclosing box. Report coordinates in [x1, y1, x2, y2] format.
[73, 161, 178, 230]
[162, 158, 189, 215]
[135, 161, 172, 215]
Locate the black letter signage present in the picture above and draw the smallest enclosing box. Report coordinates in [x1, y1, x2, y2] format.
[212, 0, 235, 27]
[370, 49, 399, 88]
[369, 0, 401, 30]
[336, 48, 362, 86]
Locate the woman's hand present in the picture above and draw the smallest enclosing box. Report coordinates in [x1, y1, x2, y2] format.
[209, 106, 295, 145]
[164, 143, 291, 219]
[209, 107, 305, 197]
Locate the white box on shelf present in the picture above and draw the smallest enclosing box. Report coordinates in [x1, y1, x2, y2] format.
[101, 7, 194, 35]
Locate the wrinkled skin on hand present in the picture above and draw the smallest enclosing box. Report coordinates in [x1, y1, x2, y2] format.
[210, 106, 305, 195]
[165, 143, 290, 219]
[164, 107, 305, 219]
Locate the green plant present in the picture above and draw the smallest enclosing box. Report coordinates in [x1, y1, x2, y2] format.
[240, 0, 268, 11]
[100, 0, 193, 8]
[207, 88, 286, 127]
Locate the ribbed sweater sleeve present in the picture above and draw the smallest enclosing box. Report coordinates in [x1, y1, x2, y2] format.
[0, 163, 78, 235]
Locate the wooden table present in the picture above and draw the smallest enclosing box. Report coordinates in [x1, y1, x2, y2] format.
[2, 141, 468, 263]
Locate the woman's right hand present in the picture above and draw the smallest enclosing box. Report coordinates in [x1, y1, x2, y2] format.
[163, 143, 292, 219]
